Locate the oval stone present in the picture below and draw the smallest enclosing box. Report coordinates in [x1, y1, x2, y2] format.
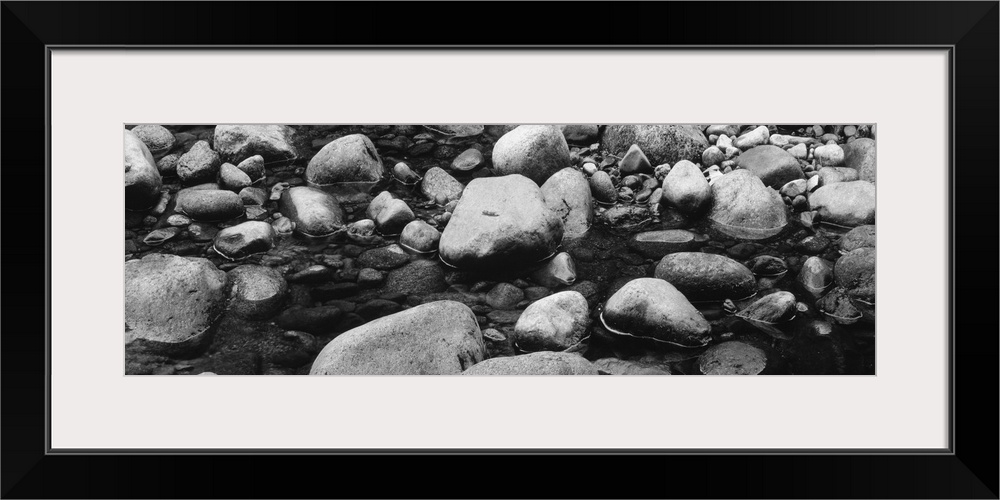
[213, 221, 276, 260]
[131, 124, 175, 158]
[601, 277, 711, 347]
[305, 134, 384, 201]
[541, 167, 593, 239]
[839, 225, 876, 254]
[734, 145, 805, 189]
[653, 252, 756, 302]
[662, 159, 711, 213]
[736, 291, 798, 324]
[420, 167, 465, 205]
[214, 125, 298, 164]
[627, 229, 701, 258]
[278, 186, 345, 237]
[707, 169, 788, 240]
[841, 138, 876, 183]
[175, 189, 244, 222]
[399, 220, 441, 254]
[513, 291, 591, 352]
[226, 265, 287, 319]
[124, 129, 163, 211]
[594, 358, 672, 375]
[834, 247, 875, 304]
[808, 181, 876, 227]
[491, 125, 571, 185]
[797, 256, 835, 298]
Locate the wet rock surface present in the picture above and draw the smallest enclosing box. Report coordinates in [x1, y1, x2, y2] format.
[123, 124, 875, 375]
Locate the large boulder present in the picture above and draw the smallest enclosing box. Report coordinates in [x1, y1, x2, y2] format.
[600, 277, 711, 347]
[439, 175, 564, 270]
[491, 125, 571, 185]
[808, 181, 876, 227]
[124, 129, 163, 210]
[125, 254, 227, 354]
[278, 186, 346, 237]
[462, 351, 598, 375]
[707, 170, 788, 240]
[513, 291, 590, 352]
[662, 159, 711, 213]
[540, 167, 593, 239]
[305, 134, 384, 203]
[735, 145, 804, 188]
[841, 138, 876, 182]
[653, 252, 757, 302]
[213, 125, 298, 164]
[601, 125, 709, 166]
[309, 301, 486, 375]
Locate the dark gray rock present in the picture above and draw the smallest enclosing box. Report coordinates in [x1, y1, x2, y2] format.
[653, 252, 757, 302]
[384, 260, 447, 295]
[177, 140, 222, 185]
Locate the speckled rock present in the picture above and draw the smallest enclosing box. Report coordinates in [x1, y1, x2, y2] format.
[226, 265, 287, 319]
[304, 134, 384, 202]
[737, 291, 798, 324]
[662, 159, 712, 214]
[278, 186, 345, 237]
[383, 260, 447, 295]
[420, 167, 465, 205]
[175, 189, 244, 222]
[491, 125, 571, 184]
[627, 229, 701, 258]
[817, 167, 859, 185]
[839, 225, 876, 253]
[808, 181, 875, 227]
[462, 351, 598, 375]
[541, 167, 593, 239]
[213, 124, 298, 164]
[601, 278, 711, 347]
[841, 138, 876, 183]
[814, 144, 845, 166]
[698, 341, 767, 375]
[219, 163, 252, 192]
[451, 148, 486, 172]
[735, 145, 804, 189]
[707, 170, 788, 240]
[589, 170, 617, 204]
[513, 291, 590, 352]
[601, 125, 709, 166]
[131, 124, 175, 159]
[733, 126, 770, 150]
[177, 140, 222, 185]
[399, 220, 441, 254]
[654, 252, 757, 302]
[236, 155, 266, 184]
[594, 358, 672, 375]
[834, 247, 876, 304]
[486, 282, 524, 310]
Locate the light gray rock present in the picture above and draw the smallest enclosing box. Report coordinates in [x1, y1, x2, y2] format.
[219, 163, 252, 192]
[627, 229, 701, 258]
[797, 256, 835, 298]
[124, 129, 163, 211]
[702, 145, 726, 167]
[662, 159, 711, 214]
[600, 277, 711, 347]
[305, 134, 384, 202]
[513, 291, 590, 352]
[735, 145, 804, 189]
[399, 220, 441, 254]
[420, 167, 465, 205]
[366, 191, 396, 220]
[841, 138, 876, 183]
[310, 301, 486, 375]
[439, 175, 563, 270]
[213, 124, 298, 164]
[541, 167, 593, 239]
[779, 179, 809, 199]
[707, 169, 788, 240]
[737, 291, 798, 324]
[175, 189, 244, 222]
[491, 125, 571, 185]
[706, 125, 741, 137]
[374, 198, 414, 235]
[213, 221, 276, 260]
[816, 166, 860, 185]
[131, 124, 175, 159]
[125, 254, 227, 354]
[226, 265, 287, 319]
[451, 148, 486, 172]
[239, 186, 268, 206]
[177, 140, 222, 185]
[733, 126, 770, 150]
[654, 252, 757, 302]
[601, 124, 709, 166]
[814, 144, 845, 166]
[278, 186, 346, 237]
[236, 155, 266, 184]
[462, 351, 598, 375]
[808, 181, 875, 227]
[789, 143, 809, 160]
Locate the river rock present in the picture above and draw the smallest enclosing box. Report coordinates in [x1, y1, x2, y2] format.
[814, 144, 845, 166]
[304, 134, 384, 201]
[627, 229, 701, 258]
[124, 129, 163, 210]
[797, 256, 835, 298]
[817, 287, 862, 324]
[131, 124, 175, 159]
[213, 221, 276, 259]
[560, 124, 600, 144]
[486, 282, 524, 310]
[841, 138, 876, 182]
[125, 254, 227, 354]
[239, 187, 268, 206]
[733, 126, 770, 150]
[601, 125, 708, 166]
[357, 244, 410, 270]
[789, 143, 808, 160]
[541, 167, 593, 239]
[236, 155, 266, 184]
[779, 179, 808, 199]
[706, 125, 741, 137]
[213, 125, 298, 164]
[808, 181, 876, 227]
[707, 170, 788, 240]
[491, 125, 571, 184]
[384, 259, 447, 295]
[399, 220, 441, 254]
[702, 146, 726, 167]
[594, 358, 672, 375]
[735, 145, 804, 189]
[653, 252, 757, 302]
[589, 170, 617, 204]
[310, 301, 486, 375]
[421, 167, 465, 205]
[698, 341, 767, 375]
[278, 186, 345, 237]
[177, 140, 222, 185]
[462, 351, 598, 375]
[834, 247, 875, 303]
[662, 159, 711, 213]
[226, 265, 287, 319]
[451, 148, 486, 172]
[374, 198, 414, 235]
[601, 278, 711, 347]
[175, 189, 244, 222]
[839, 225, 876, 253]
[219, 162, 252, 192]
[440, 175, 563, 270]
[737, 291, 798, 324]
[817, 166, 859, 185]
[529, 252, 576, 287]
[513, 291, 590, 352]
[619, 144, 653, 175]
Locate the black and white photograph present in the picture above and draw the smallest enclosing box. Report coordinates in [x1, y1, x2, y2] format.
[124, 124, 877, 376]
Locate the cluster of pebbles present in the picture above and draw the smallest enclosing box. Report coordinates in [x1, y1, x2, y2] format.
[124, 123, 875, 375]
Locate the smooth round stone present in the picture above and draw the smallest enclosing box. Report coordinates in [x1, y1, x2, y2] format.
[589, 171, 617, 204]
[789, 143, 809, 160]
[131, 124, 175, 158]
[529, 252, 576, 288]
[451, 148, 486, 172]
[594, 358, 672, 375]
[707, 170, 787, 240]
[513, 291, 590, 352]
[839, 225, 876, 253]
[834, 247, 875, 303]
[227, 265, 287, 319]
[817, 166, 860, 185]
[399, 220, 441, 254]
[808, 181, 875, 227]
[797, 256, 835, 298]
[627, 230, 701, 258]
[305, 134, 384, 202]
[698, 341, 767, 375]
[125, 254, 227, 354]
[236, 155, 266, 184]
[461, 351, 598, 375]
[166, 214, 192, 227]
[310, 301, 486, 375]
[746, 255, 787, 277]
[420, 167, 465, 205]
[213, 221, 276, 260]
[653, 252, 756, 302]
[219, 162, 252, 192]
[278, 186, 345, 237]
[366, 191, 397, 220]
[840, 138, 876, 183]
[600, 278, 711, 347]
[736, 291, 798, 324]
[814, 144, 845, 166]
[601, 125, 709, 166]
[491, 125, 571, 184]
[177, 140, 222, 185]
[733, 126, 770, 150]
[374, 198, 414, 235]
[619, 144, 653, 175]
[662, 159, 711, 214]
[392, 162, 422, 184]
[357, 244, 410, 270]
[582, 163, 598, 176]
[124, 129, 163, 211]
[213, 125, 298, 164]
[486, 282, 524, 310]
[541, 167, 593, 239]
[175, 189, 244, 222]
[735, 145, 805, 189]
[702, 145, 726, 167]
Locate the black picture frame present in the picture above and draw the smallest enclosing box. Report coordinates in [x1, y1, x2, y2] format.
[3, 2, 997, 498]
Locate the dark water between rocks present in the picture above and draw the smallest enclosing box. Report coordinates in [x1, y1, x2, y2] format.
[125, 124, 875, 375]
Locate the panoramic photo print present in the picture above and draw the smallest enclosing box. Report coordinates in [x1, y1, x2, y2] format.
[124, 124, 876, 375]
